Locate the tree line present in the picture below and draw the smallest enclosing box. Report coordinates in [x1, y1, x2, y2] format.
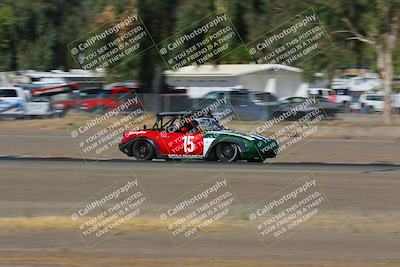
[0, 0, 399, 121]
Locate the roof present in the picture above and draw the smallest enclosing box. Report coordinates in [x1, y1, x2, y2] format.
[23, 69, 104, 78]
[0, 87, 21, 90]
[164, 64, 302, 77]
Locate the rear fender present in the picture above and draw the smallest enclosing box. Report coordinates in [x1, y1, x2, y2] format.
[125, 137, 160, 157]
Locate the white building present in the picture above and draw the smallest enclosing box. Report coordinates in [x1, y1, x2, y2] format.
[164, 64, 307, 98]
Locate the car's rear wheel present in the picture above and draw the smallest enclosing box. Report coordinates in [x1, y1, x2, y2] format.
[216, 143, 238, 162]
[132, 140, 155, 161]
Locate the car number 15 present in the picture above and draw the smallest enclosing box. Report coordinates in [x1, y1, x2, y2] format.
[183, 135, 195, 153]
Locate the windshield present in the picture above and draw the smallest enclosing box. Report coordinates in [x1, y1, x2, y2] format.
[0, 89, 18, 97]
[196, 118, 226, 131]
[366, 95, 383, 101]
[335, 89, 349, 95]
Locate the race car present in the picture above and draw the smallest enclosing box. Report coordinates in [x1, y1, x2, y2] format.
[119, 111, 279, 162]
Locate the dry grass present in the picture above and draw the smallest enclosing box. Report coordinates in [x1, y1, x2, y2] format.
[1, 112, 400, 141]
[0, 212, 399, 233]
[0, 111, 156, 131]
[0, 256, 398, 267]
[0, 216, 226, 232]
[1, 112, 400, 130]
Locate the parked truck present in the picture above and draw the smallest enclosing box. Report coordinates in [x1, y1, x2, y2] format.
[359, 92, 400, 114]
[0, 87, 61, 119]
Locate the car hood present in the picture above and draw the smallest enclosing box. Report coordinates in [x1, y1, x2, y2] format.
[204, 130, 274, 142]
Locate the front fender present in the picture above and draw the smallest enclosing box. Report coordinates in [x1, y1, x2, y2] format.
[205, 137, 249, 158]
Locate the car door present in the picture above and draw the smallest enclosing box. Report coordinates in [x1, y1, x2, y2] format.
[0, 88, 25, 115]
[182, 131, 203, 156]
[163, 128, 204, 157]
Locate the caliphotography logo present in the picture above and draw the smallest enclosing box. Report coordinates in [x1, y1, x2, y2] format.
[248, 175, 333, 249]
[68, 91, 149, 164]
[158, 174, 244, 248]
[68, 176, 155, 248]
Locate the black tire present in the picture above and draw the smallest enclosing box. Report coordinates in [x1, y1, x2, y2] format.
[132, 140, 155, 161]
[206, 150, 217, 161]
[343, 101, 350, 113]
[58, 109, 67, 118]
[216, 143, 238, 162]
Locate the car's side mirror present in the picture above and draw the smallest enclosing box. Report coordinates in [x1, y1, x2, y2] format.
[181, 127, 188, 134]
[143, 125, 147, 130]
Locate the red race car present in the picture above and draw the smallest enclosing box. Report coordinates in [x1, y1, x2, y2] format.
[119, 112, 278, 162]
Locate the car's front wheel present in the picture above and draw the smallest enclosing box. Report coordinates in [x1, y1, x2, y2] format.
[132, 140, 155, 161]
[216, 143, 238, 162]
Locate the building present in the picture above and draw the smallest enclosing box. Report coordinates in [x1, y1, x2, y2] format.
[164, 64, 307, 98]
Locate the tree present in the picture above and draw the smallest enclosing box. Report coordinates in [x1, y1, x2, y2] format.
[0, 5, 16, 71]
[336, 0, 400, 124]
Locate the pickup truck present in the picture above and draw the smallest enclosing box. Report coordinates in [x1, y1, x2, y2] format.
[0, 87, 61, 119]
[359, 92, 400, 113]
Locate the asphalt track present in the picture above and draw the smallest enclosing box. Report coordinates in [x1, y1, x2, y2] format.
[1, 132, 399, 164]
[0, 156, 399, 266]
[0, 156, 398, 221]
[0, 155, 399, 171]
